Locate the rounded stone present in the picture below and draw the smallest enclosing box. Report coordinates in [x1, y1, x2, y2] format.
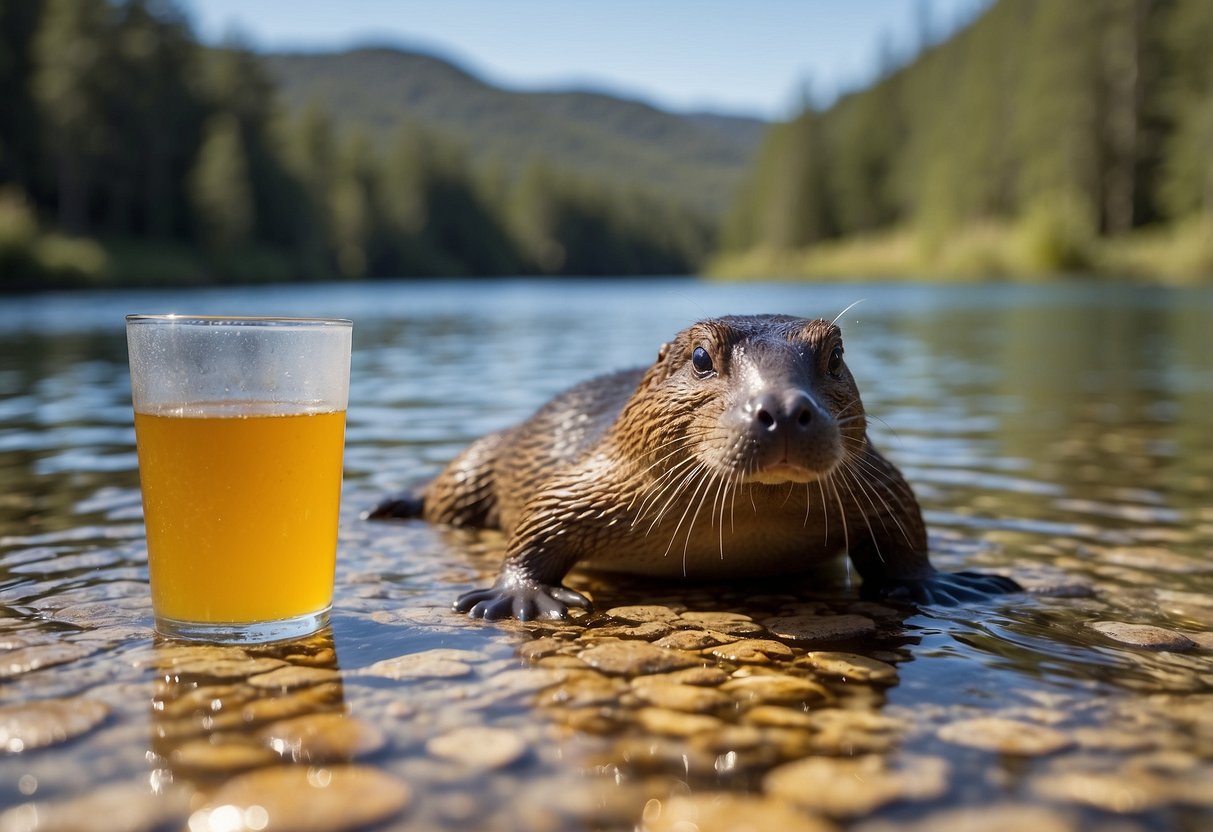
[802, 652, 898, 684]
[517, 637, 567, 662]
[481, 668, 568, 697]
[1087, 621, 1195, 651]
[635, 707, 725, 737]
[937, 718, 1073, 756]
[679, 612, 767, 636]
[538, 674, 629, 708]
[743, 705, 817, 729]
[655, 630, 737, 650]
[1031, 770, 1167, 813]
[720, 674, 831, 707]
[1, 643, 98, 679]
[763, 615, 876, 642]
[426, 727, 527, 769]
[170, 739, 277, 773]
[633, 683, 733, 714]
[679, 611, 752, 625]
[189, 765, 410, 832]
[237, 683, 343, 725]
[605, 605, 681, 624]
[0, 782, 190, 832]
[259, 713, 387, 763]
[246, 666, 341, 690]
[764, 754, 949, 818]
[0, 697, 108, 753]
[149, 646, 287, 680]
[585, 622, 674, 641]
[358, 648, 484, 680]
[578, 642, 701, 677]
[707, 639, 795, 664]
[634, 666, 730, 687]
[641, 793, 835, 832]
[856, 804, 1078, 832]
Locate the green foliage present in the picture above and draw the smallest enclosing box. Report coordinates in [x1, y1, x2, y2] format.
[1013, 193, 1097, 273]
[726, 0, 1213, 282]
[0, 1, 717, 290]
[1158, 0, 1213, 220]
[0, 188, 106, 289]
[190, 113, 255, 251]
[261, 48, 763, 218]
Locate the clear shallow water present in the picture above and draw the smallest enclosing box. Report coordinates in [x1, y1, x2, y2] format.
[1, 278, 1212, 831]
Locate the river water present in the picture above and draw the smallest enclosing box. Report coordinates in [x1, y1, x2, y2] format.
[1, 278, 1211, 831]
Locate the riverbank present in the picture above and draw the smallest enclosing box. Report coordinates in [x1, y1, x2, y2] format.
[709, 218, 1213, 284]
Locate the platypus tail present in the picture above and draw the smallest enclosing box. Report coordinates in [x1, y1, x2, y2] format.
[366, 489, 426, 520]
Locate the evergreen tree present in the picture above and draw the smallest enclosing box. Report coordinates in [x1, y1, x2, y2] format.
[0, 1, 44, 197]
[329, 132, 375, 278]
[1159, 0, 1213, 218]
[189, 112, 254, 251]
[32, 0, 115, 233]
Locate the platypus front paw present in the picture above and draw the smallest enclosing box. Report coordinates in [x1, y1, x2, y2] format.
[873, 570, 1022, 605]
[454, 579, 593, 620]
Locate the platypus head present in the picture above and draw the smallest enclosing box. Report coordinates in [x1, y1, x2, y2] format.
[630, 314, 866, 485]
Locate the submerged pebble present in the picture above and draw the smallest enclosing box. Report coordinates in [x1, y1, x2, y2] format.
[357, 649, 478, 680]
[855, 804, 1079, 832]
[578, 641, 702, 676]
[426, 726, 527, 769]
[764, 754, 950, 818]
[1087, 621, 1196, 651]
[0, 781, 189, 832]
[259, 713, 387, 763]
[246, 666, 342, 690]
[636, 707, 725, 737]
[604, 605, 682, 624]
[1, 644, 98, 679]
[801, 651, 898, 684]
[169, 738, 277, 774]
[640, 793, 836, 832]
[719, 674, 830, 706]
[0, 697, 108, 753]
[632, 682, 733, 714]
[189, 765, 411, 831]
[762, 615, 876, 642]
[937, 718, 1073, 756]
[705, 638, 794, 664]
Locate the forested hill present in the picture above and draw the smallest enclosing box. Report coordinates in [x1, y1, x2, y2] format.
[261, 48, 766, 217]
[719, 0, 1213, 280]
[2, 0, 767, 289]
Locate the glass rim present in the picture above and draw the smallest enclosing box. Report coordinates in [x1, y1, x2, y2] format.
[126, 314, 352, 327]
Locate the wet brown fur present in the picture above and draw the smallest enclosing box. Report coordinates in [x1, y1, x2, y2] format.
[419, 315, 933, 592]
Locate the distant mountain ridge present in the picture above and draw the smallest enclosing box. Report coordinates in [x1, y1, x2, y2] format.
[260, 47, 767, 217]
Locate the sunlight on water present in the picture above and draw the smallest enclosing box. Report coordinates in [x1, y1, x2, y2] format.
[1, 279, 1212, 831]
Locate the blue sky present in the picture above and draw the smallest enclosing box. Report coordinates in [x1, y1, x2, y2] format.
[179, 0, 991, 119]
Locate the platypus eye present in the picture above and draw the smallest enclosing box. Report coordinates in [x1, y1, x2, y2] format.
[691, 346, 715, 376]
[827, 345, 843, 377]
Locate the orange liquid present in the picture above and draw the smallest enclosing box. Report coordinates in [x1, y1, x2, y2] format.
[134, 407, 346, 624]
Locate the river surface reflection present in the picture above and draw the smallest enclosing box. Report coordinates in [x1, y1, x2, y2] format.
[1, 278, 1211, 830]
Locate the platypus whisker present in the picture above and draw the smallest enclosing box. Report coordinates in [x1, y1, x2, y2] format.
[395, 313, 1017, 621]
[831, 299, 867, 326]
[843, 457, 917, 549]
[634, 455, 702, 529]
[825, 471, 850, 555]
[837, 466, 886, 564]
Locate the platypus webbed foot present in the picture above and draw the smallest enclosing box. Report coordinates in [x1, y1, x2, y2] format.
[871, 570, 1022, 605]
[454, 578, 593, 620]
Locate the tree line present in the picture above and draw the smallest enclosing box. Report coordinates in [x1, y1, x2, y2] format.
[721, 0, 1213, 277]
[0, 0, 711, 289]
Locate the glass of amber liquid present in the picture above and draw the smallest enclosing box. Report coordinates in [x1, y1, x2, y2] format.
[126, 315, 352, 643]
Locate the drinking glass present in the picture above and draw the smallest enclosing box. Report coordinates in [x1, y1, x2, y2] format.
[127, 315, 352, 643]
